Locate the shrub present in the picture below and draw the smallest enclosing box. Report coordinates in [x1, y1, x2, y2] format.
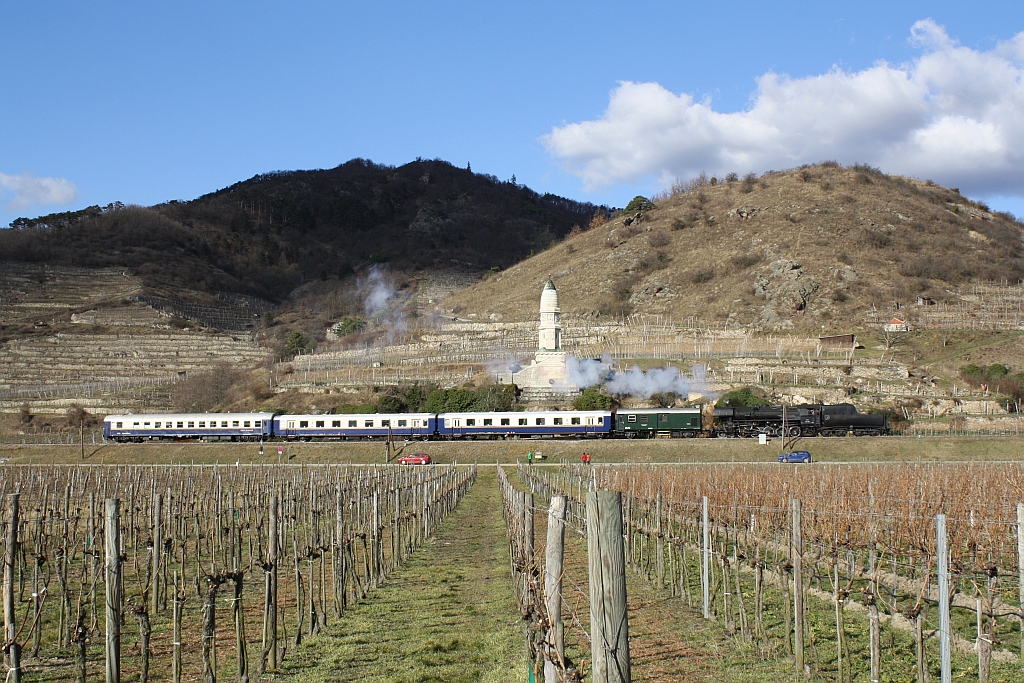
[740, 173, 757, 194]
[624, 196, 657, 213]
[864, 230, 891, 248]
[332, 316, 365, 337]
[286, 331, 315, 355]
[690, 268, 715, 284]
[730, 253, 762, 269]
[648, 231, 670, 248]
[725, 172, 739, 183]
[375, 394, 407, 413]
[715, 387, 770, 408]
[573, 386, 613, 410]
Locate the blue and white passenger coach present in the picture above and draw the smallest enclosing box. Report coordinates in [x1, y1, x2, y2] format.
[104, 412, 274, 442]
[274, 413, 437, 440]
[436, 410, 612, 438]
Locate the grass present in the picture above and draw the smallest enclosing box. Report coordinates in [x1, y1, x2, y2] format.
[277, 471, 527, 682]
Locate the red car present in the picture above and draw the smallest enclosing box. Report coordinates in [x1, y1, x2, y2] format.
[397, 453, 432, 465]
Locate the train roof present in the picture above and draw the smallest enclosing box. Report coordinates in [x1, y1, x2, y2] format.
[275, 412, 435, 420]
[104, 412, 273, 422]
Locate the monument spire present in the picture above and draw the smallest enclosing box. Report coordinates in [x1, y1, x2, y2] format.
[539, 278, 561, 351]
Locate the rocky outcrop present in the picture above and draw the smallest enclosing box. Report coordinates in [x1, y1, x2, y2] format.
[752, 260, 822, 330]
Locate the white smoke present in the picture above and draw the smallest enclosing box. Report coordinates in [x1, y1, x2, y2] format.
[357, 265, 407, 341]
[567, 354, 614, 388]
[487, 354, 524, 378]
[569, 355, 714, 400]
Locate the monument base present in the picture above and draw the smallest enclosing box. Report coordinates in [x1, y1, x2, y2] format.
[500, 351, 578, 392]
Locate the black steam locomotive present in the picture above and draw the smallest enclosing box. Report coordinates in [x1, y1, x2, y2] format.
[712, 403, 887, 438]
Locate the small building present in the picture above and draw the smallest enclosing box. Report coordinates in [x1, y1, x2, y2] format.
[916, 296, 936, 306]
[884, 317, 910, 332]
[818, 333, 856, 348]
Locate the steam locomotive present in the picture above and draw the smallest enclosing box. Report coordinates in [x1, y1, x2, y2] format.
[712, 403, 888, 438]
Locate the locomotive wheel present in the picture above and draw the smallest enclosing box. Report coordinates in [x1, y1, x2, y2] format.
[786, 426, 800, 437]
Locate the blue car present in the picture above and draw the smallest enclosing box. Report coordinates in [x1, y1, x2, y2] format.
[779, 450, 812, 463]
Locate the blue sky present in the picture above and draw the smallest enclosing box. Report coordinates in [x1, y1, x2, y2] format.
[2, 1, 1024, 227]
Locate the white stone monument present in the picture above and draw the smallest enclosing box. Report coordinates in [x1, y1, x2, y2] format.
[506, 279, 577, 391]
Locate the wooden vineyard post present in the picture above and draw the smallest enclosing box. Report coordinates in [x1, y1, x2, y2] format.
[792, 498, 804, 679]
[172, 571, 182, 683]
[4, 494, 20, 683]
[1018, 502, 1024, 661]
[105, 498, 121, 683]
[152, 493, 162, 615]
[702, 496, 710, 619]
[544, 496, 566, 683]
[587, 491, 631, 683]
[336, 486, 345, 616]
[937, 513, 951, 683]
[524, 492, 535, 608]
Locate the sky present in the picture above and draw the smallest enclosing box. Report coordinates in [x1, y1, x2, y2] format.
[2, 1, 1024, 228]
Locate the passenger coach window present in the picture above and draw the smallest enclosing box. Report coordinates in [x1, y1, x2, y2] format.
[198, 422, 205, 428]
[316, 421, 324, 428]
[501, 418, 510, 426]
[332, 421, 341, 428]
[232, 421, 240, 427]
[483, 419, 492, 426]
[597, 417, 603, 424]
[187, 422, 194, 428]
[177, 422, 184, 428]
[382, 420, 390, 427]
[398, 420, 407, 427]
[365, 420, 373, 427]
[144, 422, 151, 427]
[155, 422, 162, 428]
[466, 419, 475, 426]
[536, 418, 545, 425]
[518, 418, 528, 425]
[553, 418, 562, 425]
[116, 422, 123, 428]
[627, 415, 637, 422]
[348, 420, 357, 427]
[133, 422, 140, 427]
[299, 421, 308, 428]
[571, 417, 580, 425]
[244, 421, 251, 427]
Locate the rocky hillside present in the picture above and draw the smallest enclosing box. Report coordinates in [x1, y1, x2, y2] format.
[446, 163, 1023, 333]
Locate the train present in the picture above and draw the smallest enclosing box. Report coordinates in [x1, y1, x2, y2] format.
[103, 403, 887, 442]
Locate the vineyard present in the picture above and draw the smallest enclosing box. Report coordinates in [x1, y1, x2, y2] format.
[517, 463, 1024, 682]
[5, 460, 1024, 682]
[0, 463, 475, 682]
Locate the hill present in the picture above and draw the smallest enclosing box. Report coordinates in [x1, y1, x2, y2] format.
[1, 159, 606, 303]
[445, 163, 1024, 333]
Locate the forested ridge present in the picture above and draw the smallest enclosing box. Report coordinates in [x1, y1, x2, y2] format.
[1, 158, 606, 302]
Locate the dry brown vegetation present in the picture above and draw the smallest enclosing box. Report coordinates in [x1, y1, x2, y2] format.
[444, 163, 1024, 333]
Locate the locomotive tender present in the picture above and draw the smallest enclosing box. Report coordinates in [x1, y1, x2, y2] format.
[104, 402, 886, 442]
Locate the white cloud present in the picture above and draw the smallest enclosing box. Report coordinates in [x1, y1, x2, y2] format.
[542, 19, 1024, 198]
[0, 171, 78, 212]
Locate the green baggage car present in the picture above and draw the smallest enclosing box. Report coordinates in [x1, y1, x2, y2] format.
[614, 408, 704, 438]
